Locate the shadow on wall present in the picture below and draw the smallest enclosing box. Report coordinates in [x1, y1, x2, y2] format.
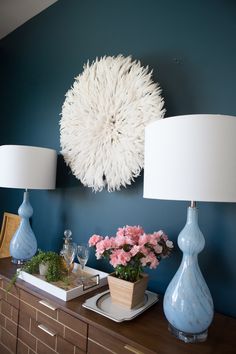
[142, 53, 199, 116]
[56, 154, 78, 189]
[56, 152, 144, 194]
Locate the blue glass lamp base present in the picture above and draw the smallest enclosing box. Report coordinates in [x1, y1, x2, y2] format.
[163, 206, 214, 343]
[168, 323, 208, 343]
[10, 191, 37, 264]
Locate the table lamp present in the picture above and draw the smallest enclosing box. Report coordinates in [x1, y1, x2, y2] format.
[0, 145, 57, 264]
[143, 114, 236, 343]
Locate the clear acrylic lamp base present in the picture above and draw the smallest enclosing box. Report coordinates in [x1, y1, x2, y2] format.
[168, 323, 208, 343]
[11, 258, 28, 265]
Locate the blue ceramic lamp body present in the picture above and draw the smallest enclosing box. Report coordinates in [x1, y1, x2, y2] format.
[10, 191, 37, 263]
[163, 207, 214, 342]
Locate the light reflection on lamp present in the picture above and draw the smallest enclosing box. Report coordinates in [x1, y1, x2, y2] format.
[0, 145, 57, 264]
[143, 114, 236, 343]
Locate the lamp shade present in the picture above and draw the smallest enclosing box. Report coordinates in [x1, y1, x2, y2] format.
[144, 114, 236, 203]
[0, 145, 57, 190]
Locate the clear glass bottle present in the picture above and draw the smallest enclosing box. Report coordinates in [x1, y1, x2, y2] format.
[63, 229, 73, 245]
[60, 229, 75, 272]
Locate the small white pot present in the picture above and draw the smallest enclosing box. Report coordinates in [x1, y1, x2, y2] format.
[39, 262, 49, 276]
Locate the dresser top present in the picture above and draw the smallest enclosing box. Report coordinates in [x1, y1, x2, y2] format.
[0, 257, 235, 354]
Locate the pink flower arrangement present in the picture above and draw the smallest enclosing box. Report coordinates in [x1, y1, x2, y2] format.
[89, 225, 173, 282]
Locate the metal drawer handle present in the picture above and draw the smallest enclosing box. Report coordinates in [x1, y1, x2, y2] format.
[38, 300, 57, 311]
[38, 323, 56, 337]
[124, 345, 144, 354]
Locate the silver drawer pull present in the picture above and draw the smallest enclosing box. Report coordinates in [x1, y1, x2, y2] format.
[124, 345, 144, 354]
[38, 323, 56, 337]
[38, 300, 57, 311]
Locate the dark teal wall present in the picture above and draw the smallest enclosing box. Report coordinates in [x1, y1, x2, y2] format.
[1, 0, 236, 317]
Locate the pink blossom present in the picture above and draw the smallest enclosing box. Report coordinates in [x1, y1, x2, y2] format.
[149, 256, 159, 269]
[115, 234, 126, 247]
[166, 240, 174, 248]
[95, 251, 102, 260]
[109, 237, 117, 248]
[140, 245, 149, 256]
[130, 245, 141, 257]
[138, 233, 150, 246]
[95, 240, 106, 258]
[154, 244, 163, 254]
[115, 234, 136, 247]
[141, 252, 159, 269]
[154, 230, 163, 240]
[88, 225, 173, 280]
[124, 225, 144, 239]
[102, 236, 114, 250]
[95, 236, 116, 258]
[88, 234, 103, 247]
[116, 225, 144, 244]
[110, 249, 131, 267]
[161, 231, 168, 241]
[125, 235, 136, 245]
[116, 227, 125, 237]
[148, 233, 158, 246]
[140, 256, 148, 267]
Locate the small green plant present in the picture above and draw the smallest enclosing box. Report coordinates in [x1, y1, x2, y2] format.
[8, 250, 65, 292]
[22, 250, 64, 282]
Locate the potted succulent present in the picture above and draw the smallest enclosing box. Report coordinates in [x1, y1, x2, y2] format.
[89, 225, 173, 309]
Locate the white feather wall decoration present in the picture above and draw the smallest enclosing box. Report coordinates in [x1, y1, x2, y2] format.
[60, 55, 165, 192]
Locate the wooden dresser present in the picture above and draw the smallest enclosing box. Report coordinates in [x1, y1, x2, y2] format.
[0, 258, 235, 354]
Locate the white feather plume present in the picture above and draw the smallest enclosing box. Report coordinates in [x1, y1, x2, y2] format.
[60, 55, 165, 192]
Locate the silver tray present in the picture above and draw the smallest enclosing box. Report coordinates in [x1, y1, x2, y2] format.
[82, 289, 159, 322]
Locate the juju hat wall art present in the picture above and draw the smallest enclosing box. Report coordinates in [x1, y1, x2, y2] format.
[60, 55, 165, 192]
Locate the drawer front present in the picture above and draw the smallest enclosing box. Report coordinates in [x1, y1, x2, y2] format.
[19, 290, 87, 353]
[88, 340, 111, 354]
[0, 326, 17, 354]
[20, 289, 58, 319]
[0, 297, 19, 354]
[31, 317, 56, 349]
[28, 318, 86, 354]
[0, 341, 12, 354]
[88, 326, 153, 354]
[17, 325, 37, 352]
[58, 309, 87, 349]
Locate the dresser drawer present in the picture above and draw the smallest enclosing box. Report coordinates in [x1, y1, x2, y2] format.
[88, 326, 154, 354]
[18, 289, 87, 353]
[58, 309, 88, 350]
[20, 289, 58, 319]
[0, 326, 17, 354]
[0, 293, 19, 354]
[30, 317, 86, 353]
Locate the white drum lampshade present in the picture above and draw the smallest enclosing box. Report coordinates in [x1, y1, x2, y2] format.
[0, 145, 57, 263]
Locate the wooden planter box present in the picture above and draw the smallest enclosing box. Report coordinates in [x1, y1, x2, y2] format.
[107, 273, 148, 309]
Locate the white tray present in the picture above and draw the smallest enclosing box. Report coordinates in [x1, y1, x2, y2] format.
[18, 264, 108, 301]
[82, 290, 159, 322]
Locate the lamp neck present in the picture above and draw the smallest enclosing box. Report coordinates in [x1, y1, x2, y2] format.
[23, 190, 29, 202]
[178, 206, 204, 253]
[19, 190, 33, 218]
[190, 201, 197, 208]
